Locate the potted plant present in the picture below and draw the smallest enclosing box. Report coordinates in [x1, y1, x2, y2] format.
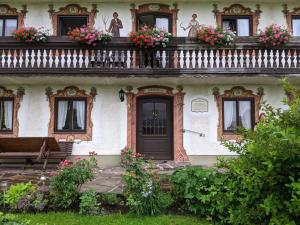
[258, 24, 291, 47]
[196, 25, 236, 48]
[67, 25, 112, 46]
[129, 25, 172, 48]
[12, 26, 49, 43]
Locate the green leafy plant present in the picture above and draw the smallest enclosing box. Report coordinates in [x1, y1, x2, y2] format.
[49, 156, 98, 209]
[79, 190, 99, 215]
[100, 193, 119, 206]
[122, 149, 171, 215]
[210, 80, 300, 224]
[171, 166, 219, 217]
[5, 182, 36, 210]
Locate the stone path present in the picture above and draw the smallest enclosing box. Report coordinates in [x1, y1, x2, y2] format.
[0, 161, 190, 194]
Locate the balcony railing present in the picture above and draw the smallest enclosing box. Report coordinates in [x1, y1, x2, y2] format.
[1, 37, 300, 76]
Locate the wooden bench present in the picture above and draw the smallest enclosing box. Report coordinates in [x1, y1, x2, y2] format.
[0, 137, 73, 170]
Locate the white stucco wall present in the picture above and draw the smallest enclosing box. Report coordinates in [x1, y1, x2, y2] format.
[15, 1, 292, 36]
[4, 83, 287, 156]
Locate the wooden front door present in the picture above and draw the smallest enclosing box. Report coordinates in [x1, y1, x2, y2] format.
[137, 97, 173, 160]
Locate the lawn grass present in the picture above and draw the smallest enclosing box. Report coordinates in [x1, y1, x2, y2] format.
[14, 212, 210, 225]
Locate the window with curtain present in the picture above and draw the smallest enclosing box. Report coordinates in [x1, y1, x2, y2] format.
[55, 98, 86, 132]
[222, 16, 251, 36]
[0, 98, 13, 131]
[223, 99, 253, 132]
[292, 17, 300, 36]
[0, 16, 18, 36]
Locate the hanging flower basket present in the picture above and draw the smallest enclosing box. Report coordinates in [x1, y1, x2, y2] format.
[12, 27, 49, 43]
[67, 25, 112, 46]
[197, 26, 236, 48]
[258, 24, 291, 47]
[129, 25, 172, 48]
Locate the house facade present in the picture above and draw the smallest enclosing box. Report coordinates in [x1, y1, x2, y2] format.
[0, 0, 299, 166]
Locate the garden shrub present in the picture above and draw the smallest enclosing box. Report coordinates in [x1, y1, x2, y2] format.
[122, 149, 171, 215]
[210, 81, 300, 224]
[4, 182, 36, 210]
[100, 193, 119, 206]
[79, 189, 99, 215]
[171, 166, 219, 217]
[49, 156, 97, 209]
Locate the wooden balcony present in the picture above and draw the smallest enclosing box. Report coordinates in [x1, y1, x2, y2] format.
[1, 37, 300, 77]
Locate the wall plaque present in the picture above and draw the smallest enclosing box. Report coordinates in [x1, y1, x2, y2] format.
[191, 98, 208, 112]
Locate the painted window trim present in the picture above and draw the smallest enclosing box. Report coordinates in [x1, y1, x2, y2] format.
[47, 86, 97, 142]
[282, 4, 300, 35]
[213, 3, 261, 36]
[48, 4, 98, 36]
[0, 86, 24, 137]
[130, 3, 178, 36]
[213, 86, 264, 141]
[0, 4, 27, 33]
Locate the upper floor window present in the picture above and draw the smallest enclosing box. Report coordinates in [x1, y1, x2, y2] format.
[55, 98, 86, 132]
[0, 16, 18, 36]
[223, 98, 254, 132]
[137, 13, 172, 33]
[292, 16, 300, 36]
[0, 98, 13, 131]
[222, 16, 252, 36]
[58, 16, 88, 36]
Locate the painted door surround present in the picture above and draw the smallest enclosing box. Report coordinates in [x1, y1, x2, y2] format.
[125, 85, 189, 162]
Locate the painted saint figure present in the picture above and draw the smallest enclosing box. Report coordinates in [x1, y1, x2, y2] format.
[107, 12, 123, 37]
[181, 14, 200, 37]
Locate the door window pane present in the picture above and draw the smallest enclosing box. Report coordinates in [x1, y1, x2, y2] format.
[237, 19, 250, 36]
[222, 17, 251, 36]
[238, 101, 252, 129]
[292, 18, 300, 36]
[0, 99, 13, 131]
[0, 19, 3, 36]
[5, 19, 17, 36]
[58, 16, 88, 36]
[224, 101, 237, 131]
[156, 17, 169, 31]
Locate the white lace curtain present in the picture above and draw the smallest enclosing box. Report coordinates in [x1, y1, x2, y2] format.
[74, 100, 85, 130]
[239, 101, 252, 129]
[237, 19, 250, 36]
[292, 19, 300, 36]
[0, 100, 13, 130]
[224, 101, 237, 131]
[57, 101, 68, 130]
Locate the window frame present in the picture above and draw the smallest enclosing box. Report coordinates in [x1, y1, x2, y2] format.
[57, 15, 89, 36]
[222, 97, 255, 133]
[291, 15, 300, 36]
[221, 15, 253, 36]
[0, 16, 18, 36]
[54, 97, 87, 133]
[137, 12, 173, 33]
[0, 97, 14, 133]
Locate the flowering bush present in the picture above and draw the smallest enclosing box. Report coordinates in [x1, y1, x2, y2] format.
[68, 25, 112, 46]
[129, 25, 172, 48]
[258, 24, 291, 47]
[12, 27, 49, 43]
[49, 155, 98, 209]
[197, 26, 236, 48]
[122, 149, 172, 215]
